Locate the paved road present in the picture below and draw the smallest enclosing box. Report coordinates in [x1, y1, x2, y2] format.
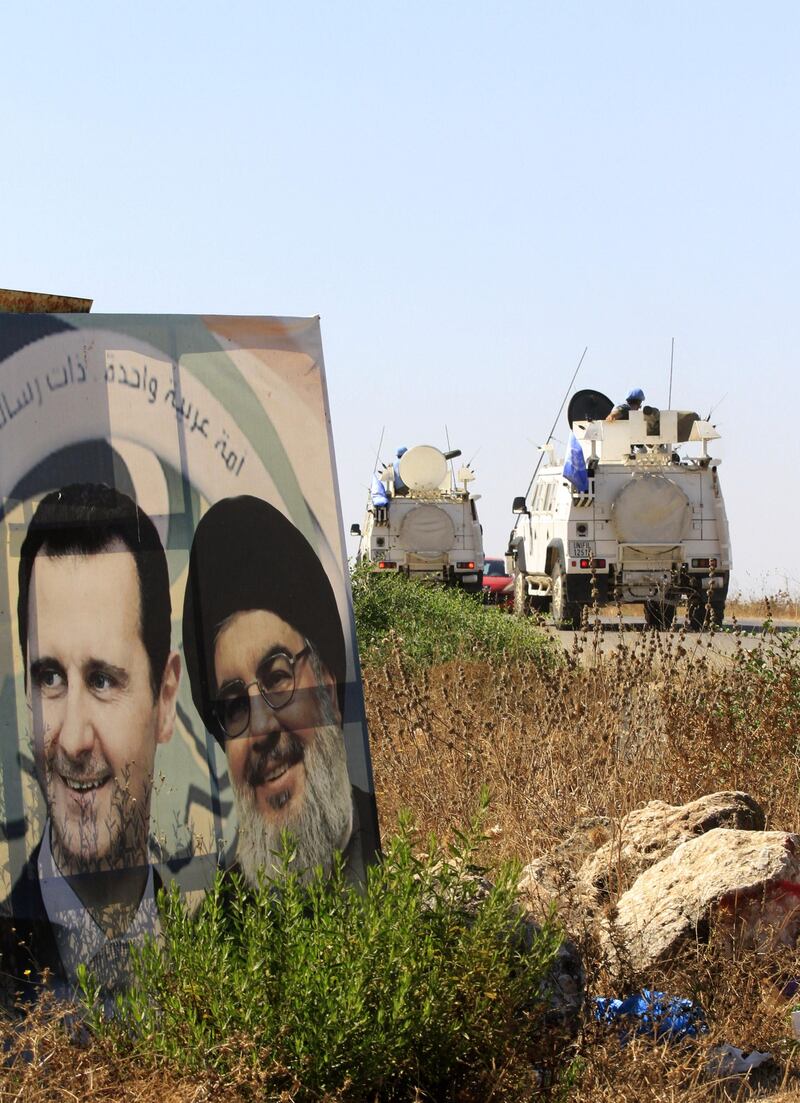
[548, 617, 798, 658]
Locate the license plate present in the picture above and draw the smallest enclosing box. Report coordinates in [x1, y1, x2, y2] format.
[572, 541, 592, 557]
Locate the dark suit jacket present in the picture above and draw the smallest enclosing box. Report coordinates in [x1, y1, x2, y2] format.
[0, 841, 62, 1009]
[0, 839, 164, 1012]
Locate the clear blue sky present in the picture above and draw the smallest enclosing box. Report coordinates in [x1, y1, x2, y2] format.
[3, 1, 798, 595]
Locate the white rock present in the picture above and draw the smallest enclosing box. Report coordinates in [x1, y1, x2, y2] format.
[579, 791, 765, 905]
[610, 828, 800, 970]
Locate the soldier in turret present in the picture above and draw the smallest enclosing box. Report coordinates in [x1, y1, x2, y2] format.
[606, 387, 645, 421]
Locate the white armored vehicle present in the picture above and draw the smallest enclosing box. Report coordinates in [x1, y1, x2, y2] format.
[506, 389, 732, 629]
[352, 444, 485, 592]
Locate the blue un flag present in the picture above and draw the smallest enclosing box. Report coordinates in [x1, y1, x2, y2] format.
[562, 433, 589, 493]
[370, 472, 390, 507]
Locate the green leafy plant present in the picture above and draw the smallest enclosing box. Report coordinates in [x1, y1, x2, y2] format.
[82, 797, 563, 1101]
[351, 563, 560, 670]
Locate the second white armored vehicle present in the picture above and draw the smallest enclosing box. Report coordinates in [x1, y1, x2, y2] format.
[506, 390, 731, 629]
[352, 444, 485, 592]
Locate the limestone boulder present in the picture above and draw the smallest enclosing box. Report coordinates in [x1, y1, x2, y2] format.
[578, 791, 765, 905]
[609, 827, 800, 971]
[518, 816, 613, 921]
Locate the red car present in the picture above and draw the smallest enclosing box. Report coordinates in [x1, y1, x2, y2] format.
[482, 557, 513, 607]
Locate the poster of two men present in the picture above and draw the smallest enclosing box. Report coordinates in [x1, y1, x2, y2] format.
[0, 313, 380, 1008]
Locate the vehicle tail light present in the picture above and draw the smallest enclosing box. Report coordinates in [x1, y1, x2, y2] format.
[377, 561, 397, 569]
[579, 558, 606, 569]
[691, 558, 717, 569]
[457, 561, 475, 570]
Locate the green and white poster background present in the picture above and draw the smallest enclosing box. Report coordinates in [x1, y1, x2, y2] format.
[0, 314, 377, 902]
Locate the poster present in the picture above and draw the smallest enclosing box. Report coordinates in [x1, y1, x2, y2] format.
[0, 314, 380, 1007]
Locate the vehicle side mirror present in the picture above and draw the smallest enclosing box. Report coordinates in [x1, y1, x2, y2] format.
[512, 496, 529, 515]
[350, 523, 362, 536]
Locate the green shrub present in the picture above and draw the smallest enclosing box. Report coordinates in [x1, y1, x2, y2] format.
[83, 803, 563, 1101]
[351, 564, 559, 670]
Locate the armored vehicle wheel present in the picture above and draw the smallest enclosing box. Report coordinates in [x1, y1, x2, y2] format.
[687, 597, 705, 631]
[710, 597, 726, 626]
[644, 600, 676, 630]
[688, 595, 725, 631]
[513, 571, 530, 617]
[551, 563, 582, 630]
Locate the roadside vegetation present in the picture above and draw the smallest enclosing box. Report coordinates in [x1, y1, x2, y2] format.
[2, 581, 800, 1100]
[75, 813, 560, 1103]
[351, 563, 559, 669]
[727, 587, 800, 623]
[366, 605, 800, 1101]
[1, 811, 563, 1103]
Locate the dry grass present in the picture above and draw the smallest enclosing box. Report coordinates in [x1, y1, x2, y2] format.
[367, 627, 800, 853]
[0, 1000, 217, 1102]
[728, 592, 800, 623]
[366, 621, 800, 1101]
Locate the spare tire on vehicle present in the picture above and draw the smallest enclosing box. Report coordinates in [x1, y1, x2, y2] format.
[611, 475, 691, 545]
[397, 505, 456, 559]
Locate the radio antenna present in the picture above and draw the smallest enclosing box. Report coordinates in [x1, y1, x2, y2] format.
[518, 345, 588, 507]
[360, 426, 387, 517]
[371, 426, 385, 473]
[444, 424, 457, 488]
[668, 337, 675, 408]
[705, 393, 727, 421]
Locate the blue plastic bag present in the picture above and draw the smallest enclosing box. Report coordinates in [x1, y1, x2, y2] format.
[594, 988, 708, 1044]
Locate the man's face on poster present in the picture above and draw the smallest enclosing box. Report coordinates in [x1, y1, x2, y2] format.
[26, 542, 176, 876]
[212, 609, 352, 880]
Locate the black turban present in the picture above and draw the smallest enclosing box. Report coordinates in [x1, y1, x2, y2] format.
[182, 496, 346, 744]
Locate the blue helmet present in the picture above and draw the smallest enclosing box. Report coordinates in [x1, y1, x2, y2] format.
[626, 387, 645, 403]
